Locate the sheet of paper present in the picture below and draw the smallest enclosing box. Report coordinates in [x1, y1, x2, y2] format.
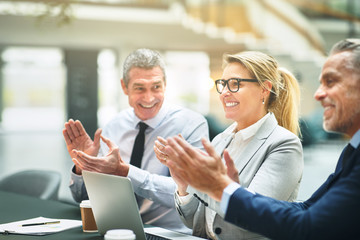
[0, 216, 82, 235]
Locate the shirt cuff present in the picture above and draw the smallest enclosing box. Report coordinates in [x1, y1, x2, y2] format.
[220, 182, 241, 214]
[70, 165, 84, 182]
[127, 165, 147, 190]
[175, 191, 193, 205]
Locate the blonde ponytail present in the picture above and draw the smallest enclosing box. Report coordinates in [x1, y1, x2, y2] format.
[269, 67, 300, 136]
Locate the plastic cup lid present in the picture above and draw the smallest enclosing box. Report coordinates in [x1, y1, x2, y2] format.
[80, 200, 91, 208]
[105, 229, 136, 240]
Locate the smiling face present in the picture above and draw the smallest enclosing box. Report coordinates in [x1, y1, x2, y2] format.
[314, 51, 360, 137]
[220, 62, 269, 130]
[122, 66, 165, 121]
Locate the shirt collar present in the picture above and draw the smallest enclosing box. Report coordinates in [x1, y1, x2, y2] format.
[132, 102, 169, 130]
[349, 129, 360, 149]
[235, 112, 271, 141]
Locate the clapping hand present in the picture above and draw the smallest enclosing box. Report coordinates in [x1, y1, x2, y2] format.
[164, 136, 235, 201]
[62, 119, 102, 174]
[154, 136, 189, 195]
[72, 135, 130, 177]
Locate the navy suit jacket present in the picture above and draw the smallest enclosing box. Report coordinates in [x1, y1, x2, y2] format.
[225, 145, 360, 240]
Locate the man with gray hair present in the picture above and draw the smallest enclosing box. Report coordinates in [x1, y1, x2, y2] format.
[63, 48, 209, 233]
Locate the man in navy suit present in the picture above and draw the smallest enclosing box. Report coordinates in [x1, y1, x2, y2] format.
[163, 39, 360, 239]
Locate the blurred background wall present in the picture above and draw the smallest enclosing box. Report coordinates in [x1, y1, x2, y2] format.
[0, 0, 359, 203]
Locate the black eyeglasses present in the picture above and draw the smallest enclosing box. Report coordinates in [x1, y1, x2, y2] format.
[215, 78, 258, 94]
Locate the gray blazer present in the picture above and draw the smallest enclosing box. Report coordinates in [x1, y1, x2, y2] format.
[175, 114, 304, 240]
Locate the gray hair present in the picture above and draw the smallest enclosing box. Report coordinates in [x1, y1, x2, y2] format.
[122, 48, 166, 87]
[330, 39, 360, 73]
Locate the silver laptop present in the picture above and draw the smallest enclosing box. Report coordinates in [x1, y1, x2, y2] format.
[82, 170, 204, 240]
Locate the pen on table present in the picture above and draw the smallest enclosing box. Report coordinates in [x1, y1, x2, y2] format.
[21, 221, 61, 227]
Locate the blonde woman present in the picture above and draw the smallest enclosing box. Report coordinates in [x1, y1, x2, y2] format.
[155, 51, 303, 240]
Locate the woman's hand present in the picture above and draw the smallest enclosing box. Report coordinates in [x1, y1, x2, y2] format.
[223, 149, 240, 184]
[154, 136, 189, 196]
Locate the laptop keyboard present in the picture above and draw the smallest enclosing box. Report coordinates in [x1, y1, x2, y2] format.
[145, 232, 171, 240]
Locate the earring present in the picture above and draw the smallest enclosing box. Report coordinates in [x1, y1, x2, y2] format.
[262, 98, 265, 105]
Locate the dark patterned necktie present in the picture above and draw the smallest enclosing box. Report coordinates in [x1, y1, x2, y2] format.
[130, 122, 148, 168]
[342, 143, 355, 168]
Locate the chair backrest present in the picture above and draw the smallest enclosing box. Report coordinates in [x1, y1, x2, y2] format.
[0, 170, 61, 200]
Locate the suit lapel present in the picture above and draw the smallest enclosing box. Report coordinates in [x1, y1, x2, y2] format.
[341, 145, 359, 173]
[326, 145, 360, 189]
[307, 145, 359, 202]
[213, 123, 236, 157]
[237, 114, 278, 175]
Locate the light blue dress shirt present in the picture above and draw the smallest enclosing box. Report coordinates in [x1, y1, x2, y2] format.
[349, 129, 360, 149]
[69, 102, 209, 233]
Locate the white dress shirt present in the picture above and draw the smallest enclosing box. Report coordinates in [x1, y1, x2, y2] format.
[69, 102, 209, 233]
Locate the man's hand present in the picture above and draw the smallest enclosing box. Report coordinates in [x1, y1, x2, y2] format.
[164, 136, 233, 202]
[72, 135, 130, 177]
[62, 119, 102, 175]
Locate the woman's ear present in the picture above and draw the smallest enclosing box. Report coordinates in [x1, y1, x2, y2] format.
[262, 80, 272, 96]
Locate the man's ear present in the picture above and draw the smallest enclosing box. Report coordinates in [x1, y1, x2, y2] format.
[121, 79, 128, 95]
